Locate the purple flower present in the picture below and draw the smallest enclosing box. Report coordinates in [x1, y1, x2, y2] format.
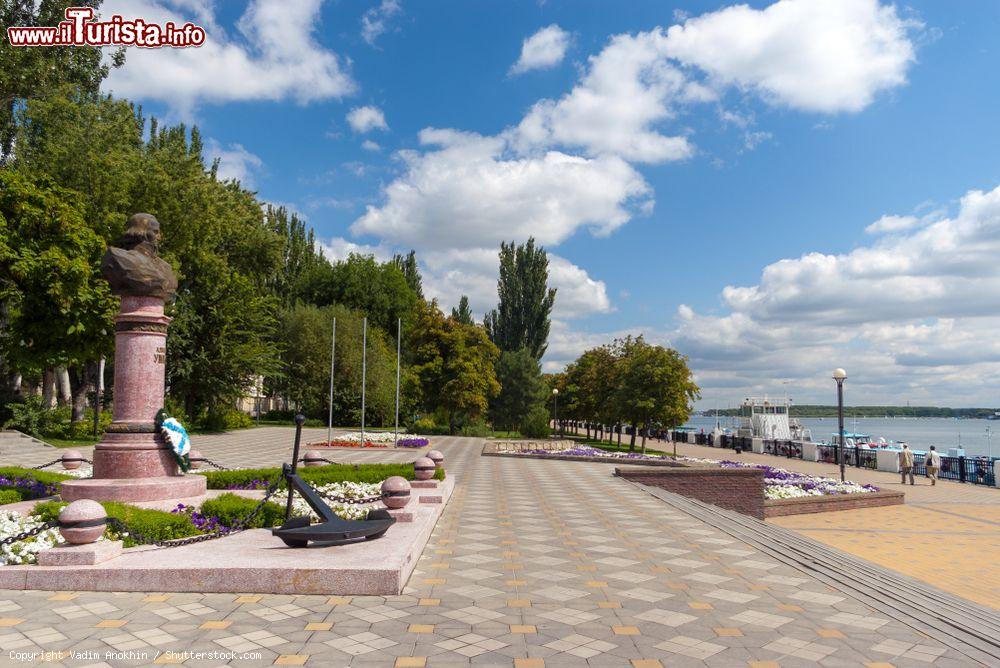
[397, 438, 430, 448]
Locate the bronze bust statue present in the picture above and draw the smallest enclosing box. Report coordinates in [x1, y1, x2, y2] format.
[101, 213, 178, 300]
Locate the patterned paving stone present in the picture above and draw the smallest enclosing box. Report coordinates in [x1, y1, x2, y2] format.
[0, 435, 978, 666]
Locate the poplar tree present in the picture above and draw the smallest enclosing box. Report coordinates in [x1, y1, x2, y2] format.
[483, 238, 556, 360]
[451, 295, 474, 325]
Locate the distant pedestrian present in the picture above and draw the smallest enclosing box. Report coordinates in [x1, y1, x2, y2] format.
[899, 444, 915, 485]
[925, 446, 941, 486]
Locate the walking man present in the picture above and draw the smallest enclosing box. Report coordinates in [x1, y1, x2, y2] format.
[925, 446, 941, 486]
[899, 443, 915, 485]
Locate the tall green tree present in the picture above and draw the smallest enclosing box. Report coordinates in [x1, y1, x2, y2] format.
[278, 303, 396, 425]
[303, 254, 419, 333]
[0, 170, 117, 419]
[450, 295, 474, 325]
[407, 300, 499, 434]
[563, 346, 618, 439]
[490, 348, 546, 432]
[484, 237, 556, 360]
[610, 336, 700, 451]
[392, 250, 423, 299]
[0, 0, 125, 159]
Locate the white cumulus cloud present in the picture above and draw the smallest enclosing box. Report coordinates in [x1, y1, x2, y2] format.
[361, 0, 402, 46]
[205, 139, 263, 186]
[662, 0, 918, 113]
[347, 106, 389, 133]
[100, 0, 355, 113]
[672, 183, 1000, 405]
[352, 129, 652, 249]
[510, 24, 571, 75]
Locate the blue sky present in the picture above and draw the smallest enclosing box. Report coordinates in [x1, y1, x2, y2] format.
[99, 0, 1000, 407]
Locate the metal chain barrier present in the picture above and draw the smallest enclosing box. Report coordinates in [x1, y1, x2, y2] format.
[320, 491, 387, 505]
[193, 458, 229, 471]
[31, 459, 66, 470]
[0, 521, 58, 547]
[106, 477, 285, 548]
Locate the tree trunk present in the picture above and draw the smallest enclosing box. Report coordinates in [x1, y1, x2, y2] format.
[640, 421, 648, 454]
[56, 367, 72, 405]
[68, 363, 95, 423]
[629, 423, 637, 451]
[616, 425, 622, 449]
[42, 368, 56, 408]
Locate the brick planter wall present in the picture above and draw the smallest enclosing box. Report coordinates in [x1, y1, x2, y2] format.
[616, 466, 766, 519]
[764, 490, 904, 518]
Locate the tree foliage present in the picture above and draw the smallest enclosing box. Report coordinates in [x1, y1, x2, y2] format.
[0, 0, 125, 159]
[392, 250, 423, 299]
[490, 348, 546, 432]
[484, 238, 556, 360]
[407, 300, 499, 434]
[562, 336, 700, 450]
[0, 170, 116, 372]
[451, 295, 474, 325]
[277, 304, 397, 425]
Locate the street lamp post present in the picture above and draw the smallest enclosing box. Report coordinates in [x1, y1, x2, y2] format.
[833, 368, 847, 482]
[552, 388, 559, 438]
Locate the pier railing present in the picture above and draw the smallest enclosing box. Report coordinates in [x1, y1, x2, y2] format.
[676, 431, 997, 487]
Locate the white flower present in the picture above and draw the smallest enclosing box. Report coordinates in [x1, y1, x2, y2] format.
[289, 480, 384, 521]
[0, 510, 64, 565]
[337, 431, 404, 444]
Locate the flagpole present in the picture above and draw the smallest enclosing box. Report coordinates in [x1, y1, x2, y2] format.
[326, 317, 336, 446]
[361, 316, 367, 445]
[394, 317, 401, 447]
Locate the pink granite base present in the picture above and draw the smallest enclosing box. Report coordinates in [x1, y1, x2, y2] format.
[411, 480, 438, 489]
[37, 541, 122, 566]
[0, 476, 454, 595]
[387, 508, 414, 523]
[60, 475, 207, 503]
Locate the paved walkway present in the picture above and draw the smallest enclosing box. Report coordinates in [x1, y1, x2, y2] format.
[621, 437, 1000, 610]
[0, 435, 983, 666]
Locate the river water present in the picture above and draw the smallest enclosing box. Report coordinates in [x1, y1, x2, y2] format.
[683, 415, 1000, 458]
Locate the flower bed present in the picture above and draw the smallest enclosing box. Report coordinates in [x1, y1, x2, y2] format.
[308, 432, 427, 449]
[0, 510, 63, 565]
[308, 440, 388, 449]
[682, 457, 879, 499]
[524, 445, 669, 460]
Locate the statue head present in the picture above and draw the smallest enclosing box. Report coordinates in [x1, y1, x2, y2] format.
[121, 213, 161, 256]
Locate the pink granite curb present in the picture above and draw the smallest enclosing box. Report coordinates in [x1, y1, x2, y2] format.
[0, 476, 454, 595]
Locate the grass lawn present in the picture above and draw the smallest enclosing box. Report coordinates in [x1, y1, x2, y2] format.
[573, 437, 677, 457]
[38, 436, 100, 449]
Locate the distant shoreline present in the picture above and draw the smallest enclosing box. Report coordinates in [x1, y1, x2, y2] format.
[703, 406, 999, 419]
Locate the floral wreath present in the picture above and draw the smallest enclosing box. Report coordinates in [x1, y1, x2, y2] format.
[156, 409, 191, 473]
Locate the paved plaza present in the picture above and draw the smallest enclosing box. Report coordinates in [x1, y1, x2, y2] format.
[0, 432, 994, 665]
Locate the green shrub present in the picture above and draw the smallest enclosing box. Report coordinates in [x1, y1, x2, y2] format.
[262, 409, 295, 422]
[459, 421, 493, 437]
[0, 489, 23, 505]
[200, 463, 444, 490]
[199, 409, 255, 432]
[520, 407, 552, 439]
[411, 417, 437, 434]
[67, 409, 112, 440]
[0, 467, 73, 485]
[199, 493, 285, 528]
[32, 500, 203, 548]
[3, 396, 69, 439]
